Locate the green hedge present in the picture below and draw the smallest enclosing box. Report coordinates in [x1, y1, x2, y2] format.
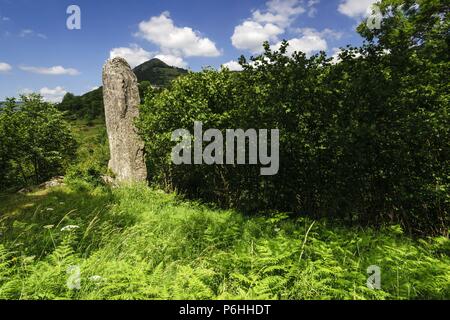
[137, 1, 449, 235]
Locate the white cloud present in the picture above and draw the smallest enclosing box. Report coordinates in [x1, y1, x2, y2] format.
[231, 0, 320, 53]
[19, 65, 80, 76]
[331, 47, 345, 64]
[273, 28, 341, 57]
[252, 0, 305, 28]
[19, 29, 33, 37]
[331, 47, 389, 64]
[136, 11, 220, 58]
[39, 86, 67, 103]
[295, 27, 344, 40]
[338, 0, 378, 18]
[273, 36, 326, 57]
[0, 62, 12, 73]
[221, 60, 243, 71]
[109, 45, 188, 68]
[1, 16, 10, 22]
[110, 45, 153, 68]
[18, 88, 33, 96]
[331, 47, 367, 64]
[321, 28, 344, 40]
[19, 29, 47, 39]
[115, 11, 221, 69]
[307, 0, 320, 17]
[231, 21, 283, 53]
[154, 54, 187, 68]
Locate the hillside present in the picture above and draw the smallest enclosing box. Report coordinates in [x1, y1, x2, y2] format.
[57, 58, 187, 119]
[1, 180, 449, 299]
[133, 58, 188, 87]
[1, 117, 449, 300]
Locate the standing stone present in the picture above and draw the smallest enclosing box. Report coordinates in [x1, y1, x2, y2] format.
[102, 57, 147, 182]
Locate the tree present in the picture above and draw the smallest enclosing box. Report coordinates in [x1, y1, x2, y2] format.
[0, 94, 77, 190]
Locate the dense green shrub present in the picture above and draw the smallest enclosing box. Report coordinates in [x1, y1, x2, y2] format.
[137, 0, 449, 235]
[0, 94, 77, 190]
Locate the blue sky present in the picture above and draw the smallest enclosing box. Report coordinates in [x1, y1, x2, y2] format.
[0, 0, 377, 102]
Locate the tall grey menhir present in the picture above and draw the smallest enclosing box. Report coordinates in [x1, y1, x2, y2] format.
[102, 57, 147, 182]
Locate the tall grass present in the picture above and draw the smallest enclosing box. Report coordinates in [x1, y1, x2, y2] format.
[0, 182, 449, 300]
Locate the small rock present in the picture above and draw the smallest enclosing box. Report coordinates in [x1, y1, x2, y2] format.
[38, 176, 65, 189]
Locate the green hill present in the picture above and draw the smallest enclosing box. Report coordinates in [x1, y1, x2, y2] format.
[57, 58, 188, 120]
[133, 58, 188, 87]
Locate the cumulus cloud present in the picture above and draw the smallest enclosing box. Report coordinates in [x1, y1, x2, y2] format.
[0, 62, 12, 73]
[221, 60, 243, 71]
[39, 86, 67, 103]
[338, 0, 378, 18]
[330, 47, 347, 64]
[109, 45, 188, 68]
[232, 21, 283, 53]
[273, 36, 326, 57]
[111, 11, 220, 69]
[110, 45, 153, 68]
[154, 54, 187, 68]
[231, 0, 320, 53]
[19, 65, 80, 76]
[252, 0, 305, 28]
[136, 11, 220, 58]
[273, 28, 342, 57]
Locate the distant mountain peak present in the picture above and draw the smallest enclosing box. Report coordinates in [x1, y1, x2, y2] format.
[133, 59, 188, 86]
[134, 58, 169, 69]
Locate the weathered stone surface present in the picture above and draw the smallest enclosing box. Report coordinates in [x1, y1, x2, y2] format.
[39, 176, 65, 189]
[102, 57, 147, 183]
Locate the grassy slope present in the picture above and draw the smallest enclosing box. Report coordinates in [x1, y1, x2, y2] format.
[70, 119, 109, 167]
[1, 120, 449, 300]
[0, 182, 449, 300]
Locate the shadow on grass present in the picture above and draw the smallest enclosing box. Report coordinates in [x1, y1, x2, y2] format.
[0, 185, 138, 258]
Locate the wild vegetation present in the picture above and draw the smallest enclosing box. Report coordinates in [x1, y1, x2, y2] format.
[0, 0, 448, 300]
[137, 0, 449, 236]
[0, 95, 77, 191]
[1, 182, 449, 300]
